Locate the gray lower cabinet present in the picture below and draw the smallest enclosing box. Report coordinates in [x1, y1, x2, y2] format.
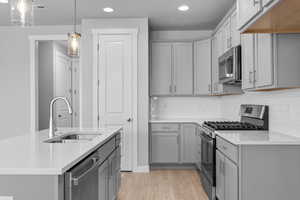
[98, 160, 109, 200]
[181, 124, 197, 163]
[151, 132, 179, 163]
[216, 150, 238, 200]
[150, 123, 199, 165]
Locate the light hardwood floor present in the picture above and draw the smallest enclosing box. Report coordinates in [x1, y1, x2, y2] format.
[118, 170, 209, 200]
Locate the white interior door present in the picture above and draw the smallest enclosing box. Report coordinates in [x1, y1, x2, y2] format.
[98, 34, 133, 171]
[53, 50, 72, 128]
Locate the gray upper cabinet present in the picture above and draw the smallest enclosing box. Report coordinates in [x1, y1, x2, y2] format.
[230, 11, 241, 47]
[181, 124, 197, 163]
[150, 42, 193, 96]
[173, 43, 194, 95]
[194, 39, 212, 95]
[237, 0, 262, 30]
[255, 34, 274, 88]
[150, 43, 173, 96]
[241, 34, 255, 90]
[242, 33, 300, 90]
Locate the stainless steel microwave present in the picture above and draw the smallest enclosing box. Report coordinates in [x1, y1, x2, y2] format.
[218, 45, 242, 84]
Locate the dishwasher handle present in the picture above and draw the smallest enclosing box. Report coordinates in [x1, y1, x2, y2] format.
[72, 157, 101, 186]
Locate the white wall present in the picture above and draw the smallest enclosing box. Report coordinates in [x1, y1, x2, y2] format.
[80, 18, 149, 167]
[0, 26, 73, 140]
[220, 89, 300, 137]
[38, 41, 54, 130]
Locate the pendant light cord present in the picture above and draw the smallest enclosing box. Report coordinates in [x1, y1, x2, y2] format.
[74, 0, 77, 33]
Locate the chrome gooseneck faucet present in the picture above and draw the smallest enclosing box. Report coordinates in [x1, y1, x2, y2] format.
[49, 97, 73, 138]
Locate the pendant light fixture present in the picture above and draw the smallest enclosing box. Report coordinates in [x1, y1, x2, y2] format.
[68, 0, 81, 57]
[10, 0, 34, 26]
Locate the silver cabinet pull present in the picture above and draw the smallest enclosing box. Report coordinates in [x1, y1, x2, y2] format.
[249, 71, 253, 83]
[169, 85, 172, 93]
[127, 118, 133, 122]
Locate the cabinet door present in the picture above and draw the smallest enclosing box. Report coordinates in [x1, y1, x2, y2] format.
[224, 19, 232, 51]
[224, 157, 238, 200]
[98, 160, 109, 200]
[194, 39, 212, 95]
[241, 34, 255, 89]
[255, 34, 274, 88]
[237, 0, 262, 29]
[181, 124, 197, 163]
[216, 150, 225, 200]
[231, 11, 241, 47]
[151, 132, 179, 163]
[173, 43, 193, 95]
[151, 42, 173, 95]
[217, 30, 224, 57]
[211, 36, 219, 94]
[108, 151, 117, 200]
[221, 25, 227, 54]
[195, 127, 202, 169]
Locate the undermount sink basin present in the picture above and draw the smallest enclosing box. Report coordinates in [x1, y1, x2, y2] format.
[44, 133, 102, 143]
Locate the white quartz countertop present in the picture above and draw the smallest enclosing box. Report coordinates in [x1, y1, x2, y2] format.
[149, 117, 227, 126]
[0, 127, 121, 175]
[216, 130, 300, 145]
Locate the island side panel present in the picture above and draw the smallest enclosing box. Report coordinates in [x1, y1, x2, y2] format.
[0, 175, 64, 200]
[241, 145, 300, 200]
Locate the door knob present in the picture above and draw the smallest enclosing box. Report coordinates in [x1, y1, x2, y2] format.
[127, 118, 133, 122]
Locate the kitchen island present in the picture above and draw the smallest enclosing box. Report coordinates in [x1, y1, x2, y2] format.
[0, 127, 122, 200]
[216, 130, 300, 200]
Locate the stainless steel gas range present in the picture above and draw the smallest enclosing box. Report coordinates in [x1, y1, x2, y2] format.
[199, 104, 269, 200]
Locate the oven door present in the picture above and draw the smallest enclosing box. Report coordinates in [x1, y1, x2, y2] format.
[200, 129, 216, 199]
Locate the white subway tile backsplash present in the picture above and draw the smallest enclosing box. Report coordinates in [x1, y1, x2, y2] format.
[221, 89, 300, 137]
[151, 89, 300, 138]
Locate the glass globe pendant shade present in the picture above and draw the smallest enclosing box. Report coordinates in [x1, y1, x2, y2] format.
[68, 32, 81, 57]
[10, 0, 33, 26]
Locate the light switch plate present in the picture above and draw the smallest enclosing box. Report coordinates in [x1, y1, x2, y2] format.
[0, 197, 13, 200]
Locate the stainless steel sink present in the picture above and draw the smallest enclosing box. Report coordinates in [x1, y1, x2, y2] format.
[44, 133, 102, 143]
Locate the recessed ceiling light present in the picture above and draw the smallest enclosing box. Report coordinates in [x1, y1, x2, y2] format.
[0, 0, 8, 4]
[103, 7, 114, 13]
[178, 5, 189, 12]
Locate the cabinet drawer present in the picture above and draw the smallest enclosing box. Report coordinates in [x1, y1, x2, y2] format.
[216, 136, 238, 163]
[151, 123, 180, 132]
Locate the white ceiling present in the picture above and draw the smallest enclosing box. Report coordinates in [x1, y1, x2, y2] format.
[0, 0, 235, 30]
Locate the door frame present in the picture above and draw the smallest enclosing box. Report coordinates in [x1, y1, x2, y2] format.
[29, 34, 69, 134]
[92, 28, 139, 172]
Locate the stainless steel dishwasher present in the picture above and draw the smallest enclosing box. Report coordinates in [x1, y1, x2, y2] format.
[65, 150, 102, 200]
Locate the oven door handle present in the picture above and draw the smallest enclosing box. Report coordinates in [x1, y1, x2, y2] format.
[200, 132, 214, 144]
[72, 157, 102, 186]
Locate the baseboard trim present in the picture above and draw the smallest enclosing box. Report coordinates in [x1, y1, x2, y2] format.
[133, 165, 150, 173]
[150, 163, 197, 170]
